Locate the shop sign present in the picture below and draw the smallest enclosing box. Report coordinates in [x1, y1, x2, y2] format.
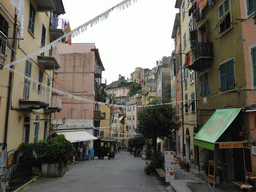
[219, 142, 243, 149]
[165, 151, 174, 182]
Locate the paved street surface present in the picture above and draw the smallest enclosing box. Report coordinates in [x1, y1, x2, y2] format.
[23, 152, 168, 192]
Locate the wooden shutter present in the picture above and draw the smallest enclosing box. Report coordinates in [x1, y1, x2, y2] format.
[226, 59, 235, 90]
[204, 73, 209, 96]
[252, 47, 256, 85]
[220, 63, 227, 91]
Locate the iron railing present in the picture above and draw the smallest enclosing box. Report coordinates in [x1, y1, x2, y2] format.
[0, 31, 7, 69]
[193, 42, 213, 62]
[2, 161, 33, 191]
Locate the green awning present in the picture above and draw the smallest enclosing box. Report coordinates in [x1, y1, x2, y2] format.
[194, 108, 242, 150]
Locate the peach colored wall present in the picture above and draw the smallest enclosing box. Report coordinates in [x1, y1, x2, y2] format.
[53, 44, 97, 120]
[240, 0, 256, 173]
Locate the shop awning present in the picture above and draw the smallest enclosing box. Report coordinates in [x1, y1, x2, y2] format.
[57, 131, 98, 143]
[194, 108, 242, 150]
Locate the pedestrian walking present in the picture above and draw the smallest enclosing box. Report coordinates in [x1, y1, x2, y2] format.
[90, 147, 94, 160]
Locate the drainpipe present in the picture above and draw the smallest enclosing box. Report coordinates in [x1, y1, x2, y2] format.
[3, 11, 17, 153]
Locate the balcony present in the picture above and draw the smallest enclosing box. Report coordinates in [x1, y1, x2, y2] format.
[19, 100, 49, 111]
[94, 110, 101, 120]
[187, 42, 213, 71]
[37, 56, 60, 70]
[34, 0, 65, 14]
[94, 72, 102, 79]
[49, 18, 67, 41]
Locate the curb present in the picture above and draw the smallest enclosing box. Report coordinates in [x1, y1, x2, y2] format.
[13, 176, 40, 192]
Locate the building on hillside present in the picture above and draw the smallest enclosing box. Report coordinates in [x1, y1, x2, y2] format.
[108, 74, 125, 88]
[154, 57, 172, 100]
[239, 0, 256, 176]
[0, 0, 65, 171]
[51, 43, 105, 157]
[106, 87, 131, 105]
[110, 107, 127, 149]
[130, 67, 151, 85]
[100, 104, 111, 138]
[171, 12, 184, 162]
[189, 0, 249, 183]
[126, 94, 141, 139]
[141, 76, 157, 105]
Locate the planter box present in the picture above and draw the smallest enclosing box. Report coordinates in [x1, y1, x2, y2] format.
[41, 162, 68, 177]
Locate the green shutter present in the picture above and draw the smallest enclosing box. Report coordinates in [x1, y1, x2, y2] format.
[200, 75, 204, 97]
[227, 59, 235, 90]
[247, 0, 256, 15]
[205, 73, 209, 96]
[220, 63, 227, 91]
[252, 47, 256, 85]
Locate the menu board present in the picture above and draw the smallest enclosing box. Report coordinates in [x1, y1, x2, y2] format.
[165, 151, 174, 182]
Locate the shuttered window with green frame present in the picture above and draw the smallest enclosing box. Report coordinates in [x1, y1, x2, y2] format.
[23, 60, 32, 100]
[200, 72, 209, 97]
[247, 0, 256, 15]
[220, 59, 235, 92]
[251, 46, 256, 85]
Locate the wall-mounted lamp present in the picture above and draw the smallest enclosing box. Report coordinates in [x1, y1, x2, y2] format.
[254, 15, 256, 25]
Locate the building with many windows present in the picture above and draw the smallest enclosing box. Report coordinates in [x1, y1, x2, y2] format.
[0, 0, 65, 170]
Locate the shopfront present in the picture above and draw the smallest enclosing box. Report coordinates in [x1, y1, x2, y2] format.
[57, 130, 98, 160]
[194, 108, 252, 183]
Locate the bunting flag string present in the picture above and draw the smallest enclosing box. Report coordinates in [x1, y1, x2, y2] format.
[7, 64, 197, 108]
[4, 0, 140, 69]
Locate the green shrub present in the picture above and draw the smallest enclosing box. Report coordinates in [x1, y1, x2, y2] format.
[144, 152, 164, 175]
[18, 135, 74, 165]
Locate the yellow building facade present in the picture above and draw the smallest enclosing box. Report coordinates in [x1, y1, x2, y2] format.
[0, 0, 65, 166]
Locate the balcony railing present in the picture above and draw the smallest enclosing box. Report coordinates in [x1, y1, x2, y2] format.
[49, 17, 67, 41]
[94, 110, 101, 120]
[0, 31, 7, 69]
[187, 42, 213, 71]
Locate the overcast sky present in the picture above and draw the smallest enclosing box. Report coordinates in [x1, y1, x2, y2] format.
[61, 0, 177, 84]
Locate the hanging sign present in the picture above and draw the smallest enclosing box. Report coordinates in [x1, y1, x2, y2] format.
[165, 151, 174, 182]
[219, 142, 243, 149]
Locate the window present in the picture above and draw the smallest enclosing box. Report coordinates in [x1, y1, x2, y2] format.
[34, 116, 40, 142]
[183, 32, 187, 50]
[200, 72, 209, 97]
[251, 46, 256, 86]
[247, 0, 256, 15]
[0, 13, 9, 58]
[190, 70, 195, 84]
[23, 60, 32, 99]
[182, 2, 185, 20]
[173, 59, 177, 76]
[214, 0, 231, 34]
[184, 67, 188, 89]
[185, 93, 188, 113]
[191, 92, 195, 112]
[38, 70, 43, 92]
[189, 17, 193, 32]
[220, 59, 235, 92]
[28, 3, 36, 34]
[23, 117, 30, 143]
[41, 24, 46, 56]
[44, 121, 48, 141]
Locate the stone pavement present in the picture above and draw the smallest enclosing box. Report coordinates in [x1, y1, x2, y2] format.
[166, 164, 242, 192]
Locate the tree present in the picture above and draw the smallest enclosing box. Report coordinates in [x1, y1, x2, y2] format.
[137, 99, 180, 157]
[128, 135, 145, 149]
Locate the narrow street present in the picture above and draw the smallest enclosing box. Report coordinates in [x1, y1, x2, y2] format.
[22, 152, 168, 192]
